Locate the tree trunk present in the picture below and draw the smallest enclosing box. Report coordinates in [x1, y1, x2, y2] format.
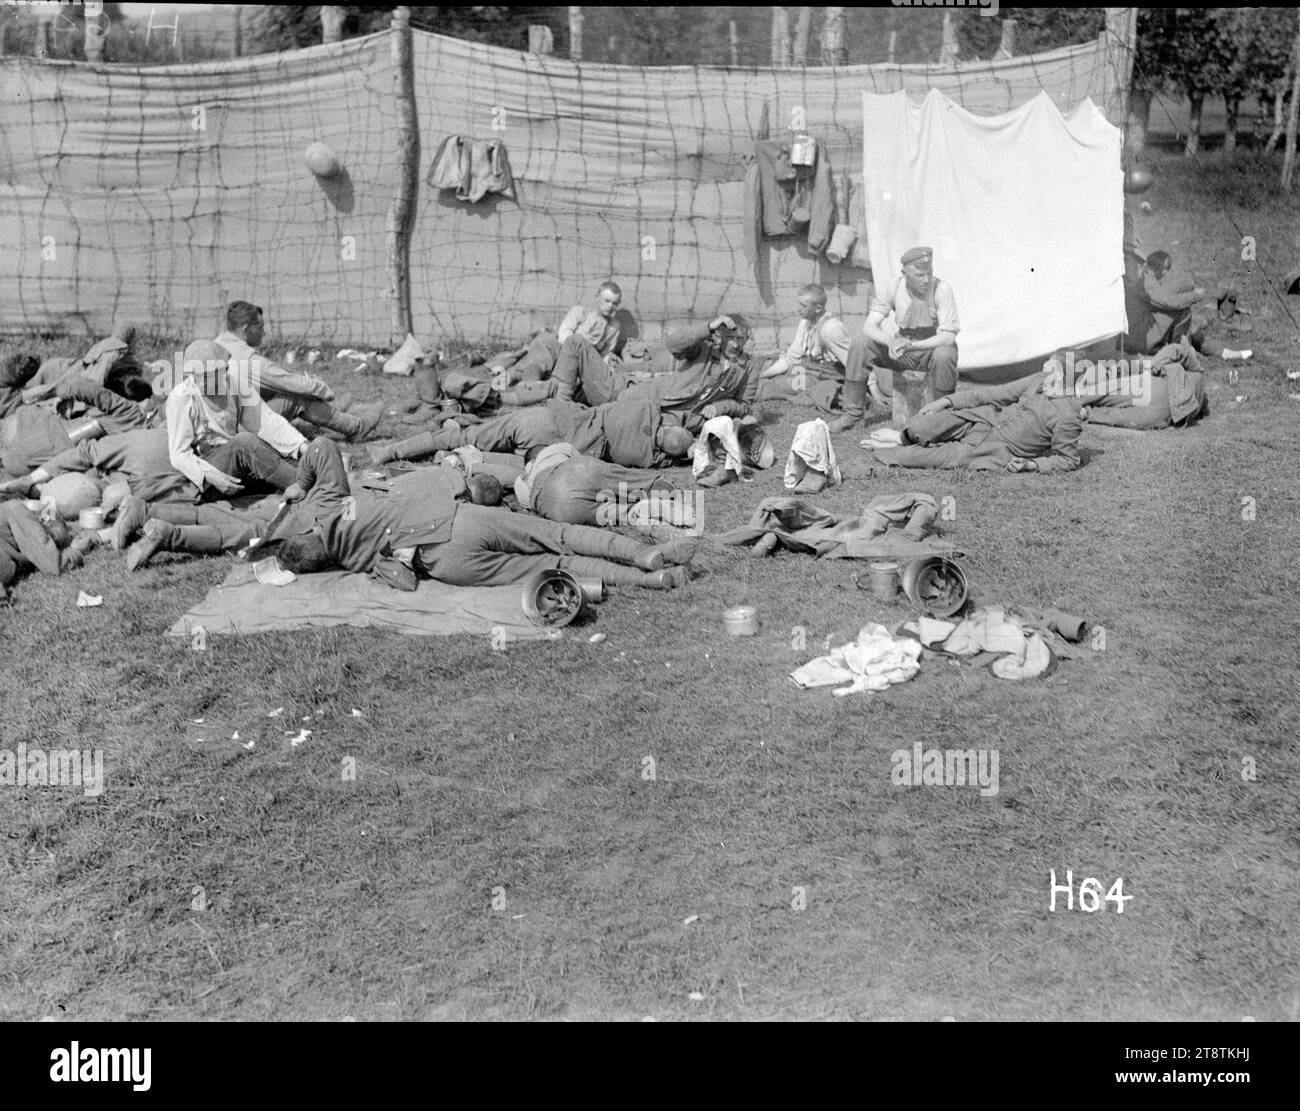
[528, 25, 554, 55]
[1267, 86, 1287, 152]
[771, 8, 790, 66]
[388, 7, 419, 343]
[1103, 8, 1137, 133]
[320, 6, 345, 44]
[792, 8, 812, 65]
[1283, 30, 1300, 189]
[820, 8, 847, 66]
[1223, 98, 1238, 152]
[994, 19, 1016, 60]
[1126, 87, 1151, 164]
[84, 5, 106, 62]
[1185, 92, 1203, 157]
[939, 12, 959, 67]
[887, 30, 897, 65]
[568, 6, 583, 61]
[729, 20, 739, 66]
[231, 6, 242, 58]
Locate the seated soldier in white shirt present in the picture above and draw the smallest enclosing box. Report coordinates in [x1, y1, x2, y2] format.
[835, 246, 960, 432]
[216, 301, 383, 442]
[488, 282, 626, 394]
[166, 340, 304, 497]
[758, 284, 853, 415]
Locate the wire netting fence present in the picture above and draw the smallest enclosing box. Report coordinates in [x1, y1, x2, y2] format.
[0, 22, 1125, 349]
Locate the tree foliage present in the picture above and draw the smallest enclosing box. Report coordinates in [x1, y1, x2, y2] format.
[249, 6, 563, 55]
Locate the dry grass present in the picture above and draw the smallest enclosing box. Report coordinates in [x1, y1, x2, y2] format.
[0, 148, 1297, 1021]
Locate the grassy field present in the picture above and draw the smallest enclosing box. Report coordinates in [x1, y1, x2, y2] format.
[1, 148, 1296, 1022]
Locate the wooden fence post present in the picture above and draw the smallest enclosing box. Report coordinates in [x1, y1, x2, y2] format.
[388, 6, 418, 344]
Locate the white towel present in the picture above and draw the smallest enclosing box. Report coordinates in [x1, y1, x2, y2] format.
[692, 415, 746, 478]
[789, 623, 922, 695]
[784, 418, 842, 489]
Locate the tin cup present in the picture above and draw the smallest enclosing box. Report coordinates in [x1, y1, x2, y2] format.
[78, 507, 106, 530]
[724, 605, 759, 636]
[575, 577, 604, 604]
[867, 560, 900, 602]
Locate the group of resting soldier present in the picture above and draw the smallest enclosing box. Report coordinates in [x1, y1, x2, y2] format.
[0, 242, 1243, 598]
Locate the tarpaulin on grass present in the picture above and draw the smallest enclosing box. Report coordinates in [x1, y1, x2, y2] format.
[166, 561, 559, 640]
[862, 89, 1126, 369]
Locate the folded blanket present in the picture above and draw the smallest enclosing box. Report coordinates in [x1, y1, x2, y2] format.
[168, 562, 560, 640]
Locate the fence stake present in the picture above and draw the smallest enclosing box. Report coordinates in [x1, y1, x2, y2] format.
[388, 6, 418, 344]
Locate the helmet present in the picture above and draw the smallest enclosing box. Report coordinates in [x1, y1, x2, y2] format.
[520, 568, 585, 627]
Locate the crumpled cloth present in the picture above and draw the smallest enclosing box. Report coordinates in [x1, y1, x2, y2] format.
[784, 418, 842, 489]
[898, 603, 1090, 680]
[789, 622, 923, 695]
[692, 414, 746, 478]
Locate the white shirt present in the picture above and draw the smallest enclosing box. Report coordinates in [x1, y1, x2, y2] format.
[165, 375, 305, 491]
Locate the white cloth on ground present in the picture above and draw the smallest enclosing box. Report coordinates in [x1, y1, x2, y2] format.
[692, 414, 746, 478]
[784, 417, 842, 489]
[789, 622, 922, 696]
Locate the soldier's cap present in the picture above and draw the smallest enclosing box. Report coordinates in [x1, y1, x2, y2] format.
[183, 339, 229, 369]
[901, 247, 933, 267]
[1216, 283, 1239, 307]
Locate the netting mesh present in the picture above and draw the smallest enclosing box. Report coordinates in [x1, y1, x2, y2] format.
[0, 29, 1123, 349]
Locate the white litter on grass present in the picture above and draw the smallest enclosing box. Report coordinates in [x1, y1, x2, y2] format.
[588, 633, 607, 644]
[243, 740, 255, 750]
[512, 914, 527, 920]
[76, 592, 102, 607]
[286, 729, 312, 747]
[267, 707, 284, 718]
[1290, 393, 1300, 402]
[351, 708, 364, 717]
[1235, 395, 1248, 402]
[1285, 369, 1300, 381]
[682, 915, 699, 926]
[688, 992, 705, 1001]
[231, 731, 239, 741]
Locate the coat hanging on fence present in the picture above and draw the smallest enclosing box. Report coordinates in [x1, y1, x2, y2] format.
[742, 135, 834, 266]
[428, 135, 516, 203]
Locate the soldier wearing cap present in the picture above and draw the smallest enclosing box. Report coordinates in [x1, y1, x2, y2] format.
[834, 246, 960, 432]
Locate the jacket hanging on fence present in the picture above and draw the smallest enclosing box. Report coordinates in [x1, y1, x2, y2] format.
[427, 135, 516, 203]
[742, 137, 835, 266]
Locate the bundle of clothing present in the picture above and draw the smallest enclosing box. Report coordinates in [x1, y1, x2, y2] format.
[789, 623, 923, 696]
[742, 135, 834, 264]
[690, 414, 775, 480]
[896, 605, 1091, 681]
[428, 135, 516, 203]
[717, 493, 955, 561]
